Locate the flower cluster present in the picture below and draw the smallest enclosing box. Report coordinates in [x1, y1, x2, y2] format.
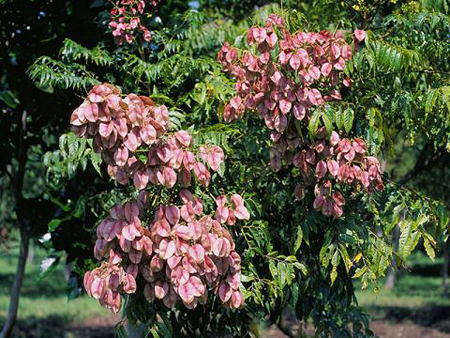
[83, 190, 248, 312]
[217, 14, 364, 123]
[291, 130, 383, 218]
[218, 14, 382, 217]
[108, 0, 160, 45]
[73, 83, 250, 313]
[70, 84, 224, 190]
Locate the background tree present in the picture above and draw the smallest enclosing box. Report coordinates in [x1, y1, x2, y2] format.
[0, 1, 106, 336]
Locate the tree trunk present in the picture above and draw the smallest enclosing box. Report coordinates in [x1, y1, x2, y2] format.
[0, 110, 29, 338]
[26, 242, 34, 264]
[443, 239, 449, 297]
[0, 228, 29, 338]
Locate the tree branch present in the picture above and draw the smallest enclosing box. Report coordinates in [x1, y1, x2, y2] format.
[397, 143, 445, 186]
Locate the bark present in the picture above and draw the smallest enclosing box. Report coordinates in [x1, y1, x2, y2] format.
[443, 239, 450, 297]
[0, 229, 29, 338]
[0, 110, 29, 338]
[26, 242, 34, 264]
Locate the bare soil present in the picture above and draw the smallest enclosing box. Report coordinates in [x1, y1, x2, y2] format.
[10, 315, 450, 337]
[265, 320, 450, 338]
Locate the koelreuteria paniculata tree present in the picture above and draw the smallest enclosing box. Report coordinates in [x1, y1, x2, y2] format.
[29, 0, 450, 336]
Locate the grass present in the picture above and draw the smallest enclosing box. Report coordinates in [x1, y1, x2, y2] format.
[356, 275, 450, 308]
[0, 245, 111, 325]
[356, 252, 449, 308]
[354, 251, 450, 332]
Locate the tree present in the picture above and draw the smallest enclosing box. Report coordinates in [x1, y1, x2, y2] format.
[0, 1, 105, 336]
[2, 0, 450, 337]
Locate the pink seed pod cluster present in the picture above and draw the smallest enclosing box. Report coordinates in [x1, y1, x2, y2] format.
[70, 83, 225, 190]
[214, 194, 250, 224]
[108, 0, 160, 45]
[71, 83, 249, 313]
[217, 14, 364, 123]
[291, 130, 383, 218]
[83, 190, 247, 312]
[218, 14, 383, 217]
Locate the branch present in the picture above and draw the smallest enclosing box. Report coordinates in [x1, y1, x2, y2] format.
[397, 143, 446, 186]
[0, 169, 15, 185]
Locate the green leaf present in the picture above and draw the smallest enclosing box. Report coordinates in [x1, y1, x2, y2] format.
[339, 244, 351, 272]
[149, 327, 160, 338]
[425, 89, 438, 114]
[277, 262, 287, 287]
[293, 262, 308, 275]
[335, 106, 344, 130]
[116, 325, 127, 338]
[399, 220, 421, 259]
[293, 226, 303, 254]
[322, 113, 333, 135]
[156, 321, 173, 338]
[269, 260, 277, 280]
[319, 236, 333, 266]
[423, 237, 435, 261]
[0, 90, 20, 108]
[90, 152, 102, 176]
[48, 219, 62, 231]
[343, 108, 354, 134]
[353, 266, 367, 279]
[437, 205, 449, 229]
[216, 161, 226, 178]
[330, 266, 338, 285]
[308, 109, 321, 136]
[398, 220, 412, 259]
[331, 248, 340, 268]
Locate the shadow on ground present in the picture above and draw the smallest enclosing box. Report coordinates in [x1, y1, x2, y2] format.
[0, 271, 68, 299]
[370, 305, 450, 334]
[0, 315, 117, 338]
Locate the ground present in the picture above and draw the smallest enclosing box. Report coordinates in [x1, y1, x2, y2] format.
[2, 246, 450, 337]
[264, 321, 450, 338]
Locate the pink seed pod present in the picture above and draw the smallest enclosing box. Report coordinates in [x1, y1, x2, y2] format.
[212, 237, 231, 257]
[327, 160, 339, 177]
[123, 274, 137, 294]
[144, 283, 156, 302]
[163, 287, 178, 308]
[150, 255, 164, 272]
[229, 290, 244, 309]
[154, 280, 169, 299]
[175, 130, 192, 148]
[193, 162, 211, 187]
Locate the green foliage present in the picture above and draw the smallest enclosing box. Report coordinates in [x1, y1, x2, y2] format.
[60, 38, 114, 66]
[44, 132, 103, 184]
[28, 56, 101, 90]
